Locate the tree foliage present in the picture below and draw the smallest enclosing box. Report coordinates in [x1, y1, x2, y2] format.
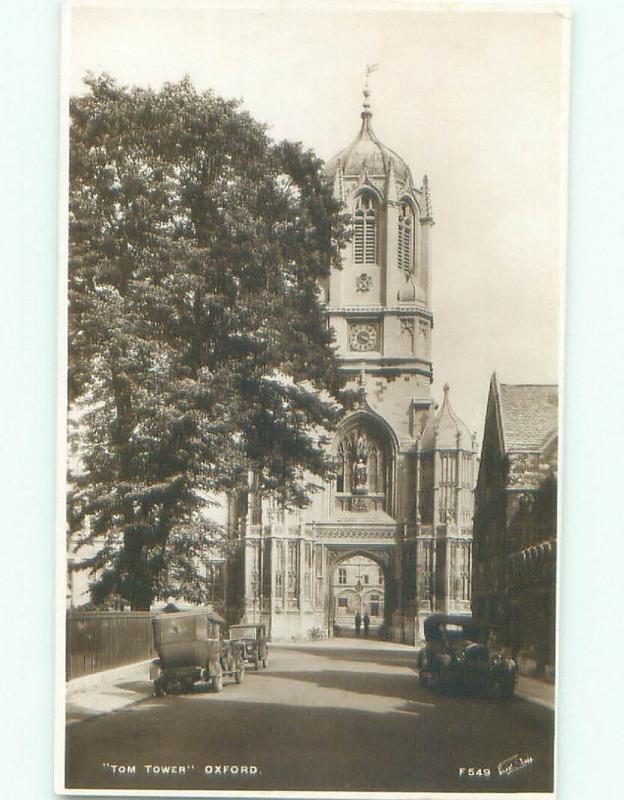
[68, 74, 350, 609]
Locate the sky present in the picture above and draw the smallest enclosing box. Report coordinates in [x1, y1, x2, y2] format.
[67, 2, 568, 440]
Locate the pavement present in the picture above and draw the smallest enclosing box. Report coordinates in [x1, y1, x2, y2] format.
[66, 659, 154, 724]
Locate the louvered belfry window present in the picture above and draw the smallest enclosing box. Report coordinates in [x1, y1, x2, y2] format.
[398, 201, 414, 271]
[353, 194, 377, 264]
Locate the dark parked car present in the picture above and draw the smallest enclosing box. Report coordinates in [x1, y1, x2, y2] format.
[150, 608, 245, 695]
[229, 624, 269, 669]
[417, 614, 517, 699]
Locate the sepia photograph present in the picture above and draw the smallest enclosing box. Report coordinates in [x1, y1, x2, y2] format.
[58, 2, 569, 795]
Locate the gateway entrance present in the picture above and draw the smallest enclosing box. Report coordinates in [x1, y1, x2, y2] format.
[330, 554, 386, 636]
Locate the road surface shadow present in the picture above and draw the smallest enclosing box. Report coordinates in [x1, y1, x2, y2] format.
[65, 695, 554, 794]
[116, 680, 154, 694]
[281, 644, 419, 671]
[262, 668, 425, 703]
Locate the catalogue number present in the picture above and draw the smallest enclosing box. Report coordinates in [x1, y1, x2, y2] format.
[458, 767, 491, 777]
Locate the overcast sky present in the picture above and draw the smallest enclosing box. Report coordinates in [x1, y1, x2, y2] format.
[68, 3, 568, 441]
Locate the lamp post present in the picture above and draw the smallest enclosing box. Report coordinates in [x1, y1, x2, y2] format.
[354, 575, 364, 615]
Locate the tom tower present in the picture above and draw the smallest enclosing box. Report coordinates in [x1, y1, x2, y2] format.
[227, 81, 476, 643]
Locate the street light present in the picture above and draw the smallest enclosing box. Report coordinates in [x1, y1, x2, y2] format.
[354, 575, 364, 615]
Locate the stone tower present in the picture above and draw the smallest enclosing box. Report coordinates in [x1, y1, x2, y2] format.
[226, 79, 476, 642]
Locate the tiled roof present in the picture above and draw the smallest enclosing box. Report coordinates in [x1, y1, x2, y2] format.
[499, 384, 558, 452]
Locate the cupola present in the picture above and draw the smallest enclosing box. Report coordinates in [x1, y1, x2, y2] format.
[325, 81, 413, 186]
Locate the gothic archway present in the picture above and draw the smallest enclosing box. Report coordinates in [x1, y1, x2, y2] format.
[325, 547, 396, 637]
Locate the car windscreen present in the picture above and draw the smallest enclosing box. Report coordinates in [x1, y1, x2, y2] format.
[230, 626, 258, 638]
[444, 626, 466, 641]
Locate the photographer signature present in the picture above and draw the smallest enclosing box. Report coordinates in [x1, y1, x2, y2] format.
[498, 754, 534, 776]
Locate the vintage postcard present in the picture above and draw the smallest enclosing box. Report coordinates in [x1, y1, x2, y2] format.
[57, 2, 569, 796]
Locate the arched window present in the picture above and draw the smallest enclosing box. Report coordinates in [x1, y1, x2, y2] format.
[353, 194, 377, 264]
[398, 201, 415, 272]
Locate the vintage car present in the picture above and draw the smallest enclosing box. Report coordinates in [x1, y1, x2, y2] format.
[150, 607, 245, 695]
[417, 614, 517, 699]
[228, 624, 269, 669]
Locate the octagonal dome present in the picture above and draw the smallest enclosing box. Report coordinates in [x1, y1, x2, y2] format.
[325, 92, 412, 184]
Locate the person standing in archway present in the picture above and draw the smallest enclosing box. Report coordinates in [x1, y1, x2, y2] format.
[363, 612, 370, 638]
[355, 611, 362, 636]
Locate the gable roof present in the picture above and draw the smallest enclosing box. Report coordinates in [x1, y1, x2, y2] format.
[498, 382, 559, 453]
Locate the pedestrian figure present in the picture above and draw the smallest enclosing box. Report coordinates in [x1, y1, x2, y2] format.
[363, 612, 370, 637]
[355, 611, 362, 637]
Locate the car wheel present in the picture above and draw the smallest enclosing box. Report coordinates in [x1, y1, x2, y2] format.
[430, 668, 446, 693]
[493, 678, 515, 701]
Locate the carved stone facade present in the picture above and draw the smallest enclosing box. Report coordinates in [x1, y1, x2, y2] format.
[472, 374, 558, 675]
[226, 83, 476, 642]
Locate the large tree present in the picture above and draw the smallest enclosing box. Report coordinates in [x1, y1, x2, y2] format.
[68, 74, 350, 609]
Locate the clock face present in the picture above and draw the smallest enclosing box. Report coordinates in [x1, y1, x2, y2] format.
[349, 323, 379, 352]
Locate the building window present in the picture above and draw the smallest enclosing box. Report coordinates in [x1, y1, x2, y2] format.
[363, 574, 370, 585]
[338, 596, 348, 608]
[353, 194, 377, 264]
[338, 568, 347, 585]
[378, 569, 384, 585]
[398, 201, 414, 272]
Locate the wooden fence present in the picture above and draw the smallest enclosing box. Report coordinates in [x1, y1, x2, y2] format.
[66, 611, 156, 681]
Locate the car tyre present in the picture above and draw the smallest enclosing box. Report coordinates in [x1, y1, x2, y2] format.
[493, 678, 515, 701]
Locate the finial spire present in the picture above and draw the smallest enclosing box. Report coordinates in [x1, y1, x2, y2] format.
[362, 63, 379, 120]
[421, 174, 434, 222]
[356, 369, 367, 404]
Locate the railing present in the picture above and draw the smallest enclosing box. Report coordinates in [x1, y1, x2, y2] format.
[66, 611, 156, 681]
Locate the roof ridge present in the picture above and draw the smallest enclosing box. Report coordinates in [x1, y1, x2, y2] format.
[500, 382, 558, 388]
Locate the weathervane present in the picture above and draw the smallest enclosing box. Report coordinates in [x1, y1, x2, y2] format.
[365, 63, 379, 85]
[362, 63, 379, 117]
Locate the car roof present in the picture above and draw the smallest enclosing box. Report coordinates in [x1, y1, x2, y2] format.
[424, 613, 475, 629]
[230, 623, 263, 630]
[153, 606, 226, 624]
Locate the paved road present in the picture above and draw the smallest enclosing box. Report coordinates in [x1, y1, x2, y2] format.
[65, 639, 554, 793]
